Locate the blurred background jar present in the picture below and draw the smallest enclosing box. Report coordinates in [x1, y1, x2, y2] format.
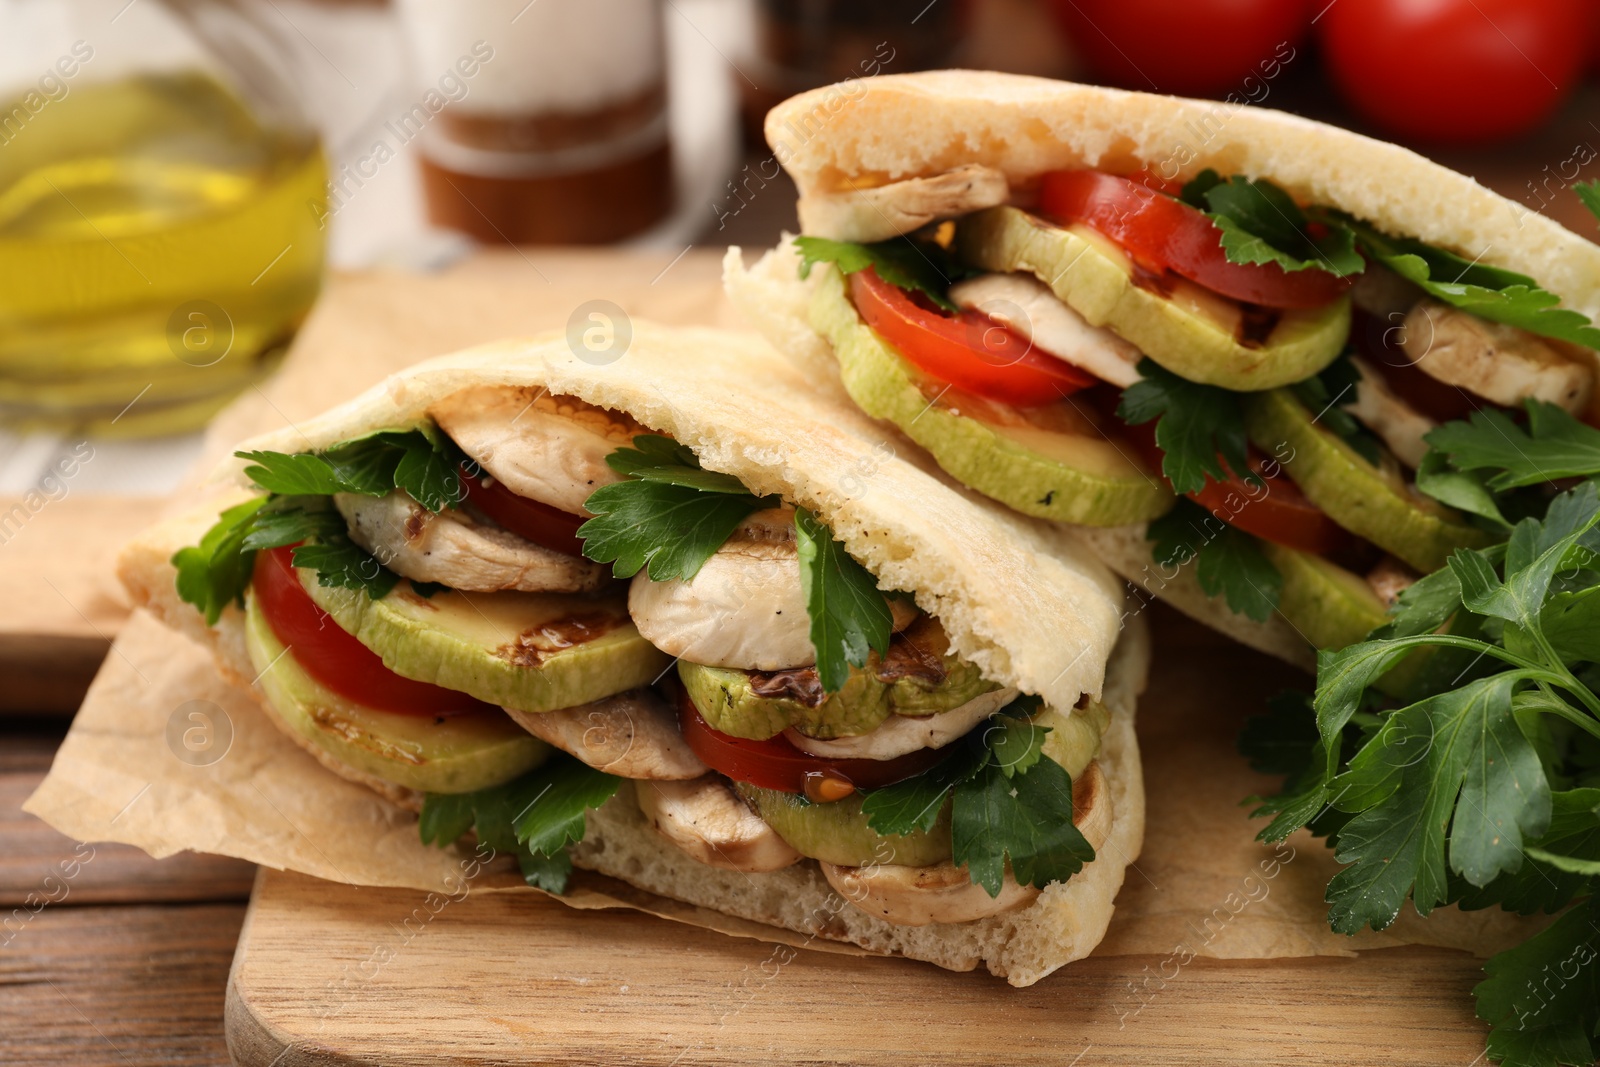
[736, 0, 969, 144]
[0, 0, 327, 437]
[397, 0, 674, 245]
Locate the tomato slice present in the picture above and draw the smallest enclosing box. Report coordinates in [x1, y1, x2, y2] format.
[678, 687, 946, 795]
[850, 269, 1097, 408]
[253, 546, 495, 717]
[1124, 421, 1353, 556]
[458, 463, 588, 558]
[1037, 170, 1357, 310]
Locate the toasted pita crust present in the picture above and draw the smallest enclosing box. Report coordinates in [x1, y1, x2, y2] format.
[1072, 526, 1314, 671]
[768, 70, 1600, 324]
[119, 323, 1140, 975]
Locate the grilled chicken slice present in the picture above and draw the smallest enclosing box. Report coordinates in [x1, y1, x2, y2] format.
[628, 507, 917, 671]
[1366, 555, 1418, 610]
[950, 273, 1144, 388]
[784, 688, 1019, 761]
[430, 386, 645, 515]
[1344, 356, 1437, 470]
[821, 761, 1112, 925]
[636, 775, 803, 872]
[822, 861, 1040, 926]
[798, 164, 1010, 244]
[335, 491, 608, 593]
[1400, 298, 1593, 414]
[503, 689, 706, 780]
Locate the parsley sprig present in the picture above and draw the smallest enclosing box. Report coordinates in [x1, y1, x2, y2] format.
[1181, 170, 1364, 278]
[578, 435, 777, 582]
[173, 428, 467, 621]
[1245, 482, 1600, 1066]
[861, 694, 1096, 897]
[1332, 212, 1600, 351]
[420, 755, 622, 893]
[1147, 498, 1282, 623]
[579, 436, 895, 692]
[1117, 358, 1254, 496]
[793, 234, 970, 312]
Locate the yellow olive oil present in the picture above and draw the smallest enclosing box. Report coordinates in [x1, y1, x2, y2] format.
[0, 70, 327, 435]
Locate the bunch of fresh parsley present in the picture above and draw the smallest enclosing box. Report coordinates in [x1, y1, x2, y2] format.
[577, 435, 894, 692]
[173, 428, 467, 621]
[1246, 406, 1600, 1065]
[860, 694, 1096, 896]
[419, 755, 621, 893]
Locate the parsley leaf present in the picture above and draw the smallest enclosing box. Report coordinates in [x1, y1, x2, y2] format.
[860, 737, 989, 836]
[1473, 896, 1600, 1067]
[511, 757, 624, 857]
[419, 755, 621, 895]
[171, 497, 268, 625]
[238, 495, 348, 551]
[1200, 174, 1364, 277]
[953, 753, 1094, 897]
[1453, 788, 1600, 915]
[1290, 356, 1382, 465]
[235, 451, 349, 495]
[795, 507, 893, 694]
[1577, 180, 1600, 227]
[580, 481, 769, 581]
[173, 428, 469, 620]
[1325, 671, 1548, 932]
[1414, 449, 1511, 530]
[1146, 499, 1282, 622]
[1426, 401, 1600, 490]
[793, 235, 962, 312]
[578, 442, 776, 584]
[237, 428, 467, 510]
[1118, 359, 1253, 494]
[860, 692, 1093, 896]
[1238, 690, 1323, 778]
[289, 541, 399, 600]
[1336, 214, 1600, 350]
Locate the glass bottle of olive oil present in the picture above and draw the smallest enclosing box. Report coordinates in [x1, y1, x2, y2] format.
[0, 69, 327, 435]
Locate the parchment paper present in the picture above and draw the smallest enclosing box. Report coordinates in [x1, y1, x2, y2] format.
[25, 249, 1550, 963]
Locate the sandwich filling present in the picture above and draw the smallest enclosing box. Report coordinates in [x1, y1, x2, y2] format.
[794, 166, 1600, 661]
[173, 387, 1114, 925]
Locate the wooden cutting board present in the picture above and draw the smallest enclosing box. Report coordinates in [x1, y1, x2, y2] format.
[224, 867, 1486, 1067]
[221, 609, 1499, 1067]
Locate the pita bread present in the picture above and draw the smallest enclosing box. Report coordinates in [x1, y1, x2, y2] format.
[118, 323, 1144, 981]
[768, 70, 1600, 322]
[739, 70, 1600, 665]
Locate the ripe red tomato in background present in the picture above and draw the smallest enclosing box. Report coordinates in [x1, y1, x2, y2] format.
[1048, 0, 1312, 97]
[1320, 0, 1592, 144]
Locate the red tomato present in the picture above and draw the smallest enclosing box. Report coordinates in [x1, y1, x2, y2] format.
[849, 269, 1096, 408]
[459, 464, 587, 557]
[1037, 170, 1356, 309]
[1125, 421, 1353, 555]
[1048, 0, 1311, 97]
[253, 546, 494, 717]
[1320, 0, 1590, 144]
[678, 688, 947, 795]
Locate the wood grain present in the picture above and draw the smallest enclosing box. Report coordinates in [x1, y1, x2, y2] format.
[227, 867, 1490, 1067]
[2, 727, 256, 908]
[1, 901, 243, 1067]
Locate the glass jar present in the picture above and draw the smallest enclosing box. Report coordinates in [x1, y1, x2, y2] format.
[0, 0, 328, 436]
[397, 0, 674, 245]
